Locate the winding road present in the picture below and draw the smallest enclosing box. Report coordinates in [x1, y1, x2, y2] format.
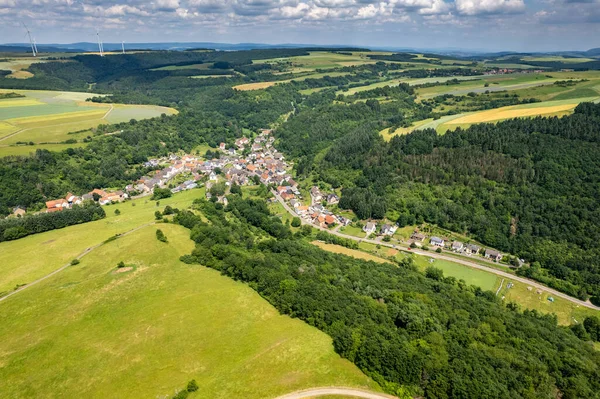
[273, 191, 600, 311]
[274, 387, 398, 399]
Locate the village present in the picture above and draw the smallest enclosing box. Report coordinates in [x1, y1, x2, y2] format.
[33, 127, 512, 265]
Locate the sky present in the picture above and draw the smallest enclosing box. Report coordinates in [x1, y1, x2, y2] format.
[0, 0, 599, 52]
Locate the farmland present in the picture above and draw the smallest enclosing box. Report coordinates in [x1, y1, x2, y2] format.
[0, 89, 177, 157]
[0, 223, 377, 398]
[233, 71, 351, 91]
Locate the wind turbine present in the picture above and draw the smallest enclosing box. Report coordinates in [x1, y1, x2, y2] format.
[95, 29, 104, 57]
[121, 41, 125, 54]
[22, 23, 36, 57]
[33, 38, 39, 55]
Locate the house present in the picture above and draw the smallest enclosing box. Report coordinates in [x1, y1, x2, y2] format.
[464, 244, 480, 255]
[337, 216, 351, 226]
[277, 186, 289, 195]
[219, 142, 226, 151]
[235, 137, 249, 148]
[326, 194, 339, 205]
[281, 192, 295, 201]
[45, 199, 68, 212]
[324, 215, 336, 225]
[411, 232, 426, 242]
[289, 199, 300, 208]
[451, 241, 464, 252]
[363, 222, 377, 234]
[485, 249, 502, 262]
[209, 171, 218, 181]
[380, 224, 397, 236]
[310, 186, 322, 202]
[296, 206, 309, 215]
[430, 236, 445, 247]
[12, 207, 26, 217]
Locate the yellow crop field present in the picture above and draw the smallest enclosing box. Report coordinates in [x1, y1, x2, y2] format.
[0, 99, 44, 108]
[234, 81, 278, 91]
[448, 103, 578, 124]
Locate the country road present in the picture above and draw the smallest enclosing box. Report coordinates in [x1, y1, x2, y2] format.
[0, 222, 155, 304]
[273, 191, 600, 311]
[274, 387, 398, 399]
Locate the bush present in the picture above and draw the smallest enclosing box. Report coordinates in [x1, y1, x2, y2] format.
[114, 209, 121, 215]
[70, 259, 80, 266]
[291, 217, 301, 227]
[155, 210, 163, 220]
[383, 236, 391, 242]
[117, 261, 126, 268]
[186, 379, 199, 392]
[436, 247, 442, 253]
[156, 229, 168, 243]
[163, 205, 174, 215]
[151, 187, 172, 200]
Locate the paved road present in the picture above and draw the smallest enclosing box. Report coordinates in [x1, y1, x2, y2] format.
[273, 192, 600, 311]
[274, 387, 398, 399]
[0, 222, 155, 304]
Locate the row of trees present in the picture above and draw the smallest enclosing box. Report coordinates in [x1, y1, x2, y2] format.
[0, 203, 105, 242]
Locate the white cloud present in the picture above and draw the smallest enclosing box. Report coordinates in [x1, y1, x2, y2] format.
[455, 0, 525, 15]
[155, 0, 180, 11]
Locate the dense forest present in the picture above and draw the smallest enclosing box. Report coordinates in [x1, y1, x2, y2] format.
[280, 102, 600, 303]
[174, 196, 600, 399]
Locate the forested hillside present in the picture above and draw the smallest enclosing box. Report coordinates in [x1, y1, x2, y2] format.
[280, 102, 600, 303]
[175, 197, 600, 399]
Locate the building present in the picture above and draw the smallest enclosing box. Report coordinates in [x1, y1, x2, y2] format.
[326, 194, 339, 205]
[430, 236, 444, 247]
[380, 224, 397, 236]
[310, 186, 323, 202]
[363, 222, 377, 234]
[411, 232, 426, 242]
[452, 241, 464, 252]
[464, 244, 481, 255]
[12, 207, 26, 217]
[485, 249, 503, 262]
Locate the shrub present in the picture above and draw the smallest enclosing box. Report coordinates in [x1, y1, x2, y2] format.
[117, 261, 126, 268]
[186, 379, 199, 392]
[436, 247, 442, 253]
[151, 188, 172, 200]
[70, 259, 80, 266]
[156, 229, 168, 243]
[155, 210, 163, 220]
[291, 217, 301, 228]
[114, 209, 121, 215]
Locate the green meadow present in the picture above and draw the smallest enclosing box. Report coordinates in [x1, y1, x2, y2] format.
[0, 223, 377, 398]
[0, 189, 202, 295]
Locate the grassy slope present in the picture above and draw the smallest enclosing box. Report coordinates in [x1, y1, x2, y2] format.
[0, 189, 203, 294]
[0, 223, 377, 398]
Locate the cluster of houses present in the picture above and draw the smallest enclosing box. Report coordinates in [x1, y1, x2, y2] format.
[44, 189, 128, 213]
[286, 185, 352, 228]
[363, 221, 398, 236]
[410, 231, 504, 261]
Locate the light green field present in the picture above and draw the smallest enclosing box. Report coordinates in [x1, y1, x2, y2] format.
[417, 258, 499, 291]
[498, 278, 598, 325]
[0, 57, 52, 79]
[150, 63, 212, 71]
[521, 56, 596, 63]
[338, 76, 480, 96]
[0, 189, 203, 295]
[380, 119, 434, 141]
[254, 51, 377, 71]
[0, 223, 377, 398]
[0, 89, 177, 157]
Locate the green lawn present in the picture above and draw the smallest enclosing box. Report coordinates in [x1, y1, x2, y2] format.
[0, 223, 377, 398]
[0, 189, 203, 294]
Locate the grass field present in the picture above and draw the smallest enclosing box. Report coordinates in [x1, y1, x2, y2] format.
[254, 51, 376, 71]
[0, 89, 177, 157]
[380, 119, 434, 141]
[0, 189, 203, 295]
[338, 76, 480, 96]
[311, 241, 391, 264]
[0, 57, 51, 79]
[233, 72, 351, 91]
[0, 223, 378, 398]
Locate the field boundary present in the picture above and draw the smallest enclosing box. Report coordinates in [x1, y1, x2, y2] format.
[273, 387, 397, 399]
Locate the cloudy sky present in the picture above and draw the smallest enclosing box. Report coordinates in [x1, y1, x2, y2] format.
[0, 0, 599, 52]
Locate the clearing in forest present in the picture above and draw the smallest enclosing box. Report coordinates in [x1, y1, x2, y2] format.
[0, 223, 378, 399]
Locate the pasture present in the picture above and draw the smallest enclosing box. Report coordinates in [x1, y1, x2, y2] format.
[311, 241, 391, 264]
[0, 89, 177, 157]
[0, 223, 377, 398]
[0, 189, 202, 295]
[0, 57, 50, 79]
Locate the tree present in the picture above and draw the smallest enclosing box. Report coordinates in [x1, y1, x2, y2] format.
[114, 209, 120, 215]
[426, 266, 444, 281]
[117, 261, 125, 268]
[155, 210, 163, 220]
[156, 229, 168, 243]
[151, 187, 172, 200]
[291, 217, 301, 227]
[70, 259, 80, 266]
